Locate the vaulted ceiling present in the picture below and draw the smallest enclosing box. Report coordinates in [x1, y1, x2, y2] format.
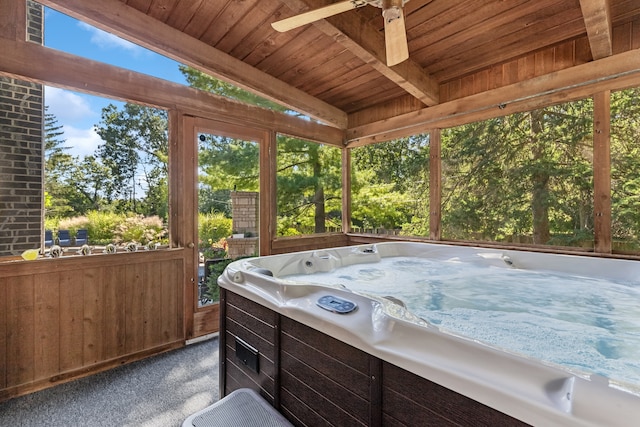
[41, 0, 640, 143]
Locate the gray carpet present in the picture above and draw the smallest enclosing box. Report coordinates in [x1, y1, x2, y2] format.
[0, 337, 219, 427]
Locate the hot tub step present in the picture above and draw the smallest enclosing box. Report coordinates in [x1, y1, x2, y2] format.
[182, 388, 293, 427]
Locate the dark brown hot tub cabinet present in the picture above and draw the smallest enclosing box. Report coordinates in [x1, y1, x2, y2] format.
[219, 288, 528, 427]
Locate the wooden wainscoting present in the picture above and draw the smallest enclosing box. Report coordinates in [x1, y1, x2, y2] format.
[0, 249, 185, 401]
[270, 233, 350, 255]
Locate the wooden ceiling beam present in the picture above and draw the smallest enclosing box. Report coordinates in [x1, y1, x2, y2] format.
[347, 48, 640, 145]
[0, 38, 345, 147]
[0, 0, 26, 40]
[277, 0, 439, 106]
[578, 0, 613, 60]
[38, 0, 348, 129]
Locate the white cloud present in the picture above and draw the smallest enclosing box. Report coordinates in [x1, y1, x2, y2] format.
[78, 21, 145, 56]
[62, 125, 103, 158]
[45, 86, 96, 122]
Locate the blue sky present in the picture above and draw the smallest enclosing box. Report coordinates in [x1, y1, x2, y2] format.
[44, 7, 187, 157]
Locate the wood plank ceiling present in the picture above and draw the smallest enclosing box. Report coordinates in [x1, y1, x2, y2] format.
[91, 0, 640, 132]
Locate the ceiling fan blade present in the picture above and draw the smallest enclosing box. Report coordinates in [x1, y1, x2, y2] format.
[383, 7, 409, 66]
[272, 1, 366, 32]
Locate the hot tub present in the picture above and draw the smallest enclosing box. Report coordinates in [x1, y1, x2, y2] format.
[218, 242, 640, 426]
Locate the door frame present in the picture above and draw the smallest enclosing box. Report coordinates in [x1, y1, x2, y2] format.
[180, 115, 272, 340]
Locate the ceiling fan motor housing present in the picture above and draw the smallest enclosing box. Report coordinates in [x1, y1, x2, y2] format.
[367, 0, 409, 8]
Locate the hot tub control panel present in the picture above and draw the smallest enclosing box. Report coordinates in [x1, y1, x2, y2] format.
[317, 295, 357, 314]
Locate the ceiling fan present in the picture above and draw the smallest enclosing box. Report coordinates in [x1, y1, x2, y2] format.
[272, 0, 410, 66]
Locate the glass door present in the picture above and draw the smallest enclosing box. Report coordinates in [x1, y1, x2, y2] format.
[188, 117, 262, 339]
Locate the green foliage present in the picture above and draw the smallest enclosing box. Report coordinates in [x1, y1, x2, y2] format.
[44, 211, 168, 246]
[440, 101, 594, 245]
[276, 135, 342, 234]
[44, 103, 169, 220]
[350, 176, 414, 230]
[95, 103, 168, 215]
[352, 135, 430, 192]
[277, 224, 302, 236]
[180, 66, 288, 112]
[41, 79, 640, 253]
[204, 258, 235, 302]
[44, 216, 58, 231]
[611, 87, 640, 242]
[198, 135, 259, 191]
[351, 136, 430, 232]
[85, 211, 123, 244]
[44, 114, 78, 217]
[114, 214, 167, 245]
[182, 67, 343, 236]
[199, 188, 232, 216]
[44, 106, 69, 156]
[198, 212, 232, 257]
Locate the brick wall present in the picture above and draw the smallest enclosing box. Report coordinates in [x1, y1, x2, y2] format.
[26, 1, 43, 45]
[227, 191, 259, 258]
[0, 1, 44, 256]
[227, 237, 259, 259]
[230, 191, 259, 235]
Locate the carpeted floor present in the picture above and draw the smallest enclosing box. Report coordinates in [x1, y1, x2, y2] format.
[0, 337, 219, 427]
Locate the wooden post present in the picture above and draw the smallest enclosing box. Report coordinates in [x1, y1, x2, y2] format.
[260, 131, 277, 255]
[170, 113, 198, 339]
[342, 147, 352, 234]
[593, 91, 612, 254]
[429, 128, 442, 240]
[0, 0, 26, 41]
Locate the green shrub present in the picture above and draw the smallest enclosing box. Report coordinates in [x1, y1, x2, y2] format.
[205, 258, 235, 302]
[86, 211, 122, 244]
[114, 214, 167, 245]
[44, 217, 60, 233]
[198, 212, 232, 250]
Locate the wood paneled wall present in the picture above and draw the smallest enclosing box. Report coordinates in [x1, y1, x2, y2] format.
[348, 17, 640, 141]
[270, 234, 350, 255]
[440, 17, 640, 103]
[0, 250, 185, 400]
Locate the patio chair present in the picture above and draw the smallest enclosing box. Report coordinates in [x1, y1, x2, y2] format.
[75, 229, 88, 245]
[57, 229, 71, 247]
[44, 230, 54, 247]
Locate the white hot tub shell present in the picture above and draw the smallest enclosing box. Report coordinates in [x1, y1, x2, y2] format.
[218, 242, 640, 426]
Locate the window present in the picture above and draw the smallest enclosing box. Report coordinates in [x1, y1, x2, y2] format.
[44, 98, 170, 253]
[351, 135, 430, 236]
[441, 100, 594, 247]
[276, 135, 342, 236]
[610, 87, 640, 254]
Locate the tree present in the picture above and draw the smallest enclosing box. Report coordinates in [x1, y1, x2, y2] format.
[70, 155, 116, 212]
[198, 134, 259, 192]
[610, 87, 640, 245]
[351, 135, 430, 233]
[180, 66, 288, 112]
[95, 103, 168, 216]
[440, 99, 594, 245]
[44, 106, 69, 158]
[182, 66, 343, 234]
[44, 106, 76, 217]
[350, 171, 415, 231]
[352, 135, 430, 191]
[276, 135, 342, 234]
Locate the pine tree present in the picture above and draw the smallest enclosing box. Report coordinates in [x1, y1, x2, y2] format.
[44, 106, 69, 158]
[181, 66, 341, 235]
[44, 106, 76, 217]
